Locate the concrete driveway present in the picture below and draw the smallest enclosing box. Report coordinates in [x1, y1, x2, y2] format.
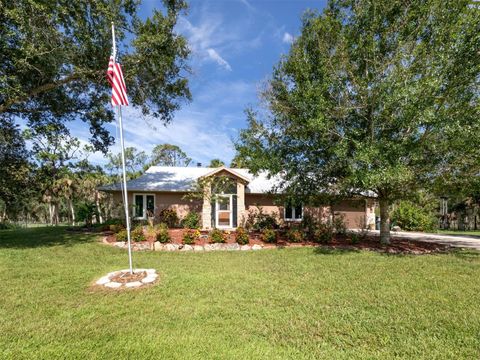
[365, 230, 480, 250]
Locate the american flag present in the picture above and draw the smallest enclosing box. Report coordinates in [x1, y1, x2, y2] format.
[107, 56, 129, 106]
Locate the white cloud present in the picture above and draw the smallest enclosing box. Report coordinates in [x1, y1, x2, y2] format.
[282, 32, 294, 44]
[176, 15, 233, 71]
[206, 48, 232, 71]
[239, 0, 254, 11]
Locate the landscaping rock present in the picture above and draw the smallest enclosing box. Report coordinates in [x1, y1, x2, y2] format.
[133, 242, 151, 251]
[164, 243, 179, 251]
[240, 245, 251, 251]
[114, 242, 125, 248]
[252, 244, 263, 250]
[211, 243, 225, 251]
[182, 244, 193, 251]
[392, 226, 402, 232]
[225, 243, 240, 251]
[95, 276, 110, 285]
[154, 242, 163, 251]
[203, 244, 214, 251]
[193, 245, 204, 251]
[141, 276, 157, 284]
[125, 281, 143, 288]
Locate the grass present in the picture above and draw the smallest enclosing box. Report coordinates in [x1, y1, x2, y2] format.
[437, 229, 480, 237]
[1, 227, 479, 359]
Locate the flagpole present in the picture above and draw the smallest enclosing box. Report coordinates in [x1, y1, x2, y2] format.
[112, 22, 134, 274]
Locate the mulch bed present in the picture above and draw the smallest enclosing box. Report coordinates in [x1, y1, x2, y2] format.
[110, 271, 147, 284]
[103, 228, 449, 254]
[308, 235, 449, 254]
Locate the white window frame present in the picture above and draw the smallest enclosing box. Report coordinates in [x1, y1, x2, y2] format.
[133, 193, 155, 220]
[284, 203, 303, 221]
[216, 194, 233, 229]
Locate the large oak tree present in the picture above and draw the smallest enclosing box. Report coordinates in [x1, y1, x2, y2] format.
[0, 0, 191, 152]
[235, 0, 480, 243]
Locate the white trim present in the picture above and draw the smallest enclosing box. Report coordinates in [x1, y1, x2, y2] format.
[216, 194, 233, 228]
[201, 166, 251, 183]
[133, 193, 155, 220]
[284, 203, 303, 221]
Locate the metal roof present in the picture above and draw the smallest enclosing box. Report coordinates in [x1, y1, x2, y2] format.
[99, 166, 279, 194]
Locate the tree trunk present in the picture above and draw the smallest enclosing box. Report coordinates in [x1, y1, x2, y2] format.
[95, 191, 103, 224]
[68, 199, 75, 226]
[379, 198, 391, 245]
[48, 202, 54, 225]
[53, 203, 59, 225]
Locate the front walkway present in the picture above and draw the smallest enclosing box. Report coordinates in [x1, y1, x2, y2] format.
[365, 230, 480, 250]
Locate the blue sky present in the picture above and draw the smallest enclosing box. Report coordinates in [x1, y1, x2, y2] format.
[79, 0, 328, 166]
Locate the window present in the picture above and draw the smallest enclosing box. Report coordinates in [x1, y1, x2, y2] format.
[134, 194, 155, 219]
[216, 195, 232, 228]
[284, 203, 303, 221]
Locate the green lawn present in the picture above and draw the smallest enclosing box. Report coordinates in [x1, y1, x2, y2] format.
[1, 227, 479, 359]
[437, 229, 480, 237]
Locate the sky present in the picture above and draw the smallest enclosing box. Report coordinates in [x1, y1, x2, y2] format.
[77, 0, 328, 166]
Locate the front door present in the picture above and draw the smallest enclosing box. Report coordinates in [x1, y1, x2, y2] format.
[216, 195, 232, 228]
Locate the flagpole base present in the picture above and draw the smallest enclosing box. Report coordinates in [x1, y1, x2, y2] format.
[94, 269, 158, 289]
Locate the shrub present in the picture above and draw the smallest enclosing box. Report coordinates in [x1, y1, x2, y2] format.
[131, 226, 146, 242]
[235, 227, 249, 245]
[349, 232, 360, 245]
[0, 222, 18, 230]
[158, 209, 179, 228]
[332, 214, 347, 235]
[116, 229, 128, 242]
[76, 202, 97, 226]
[145, 225, 157, 239]
[260, 228, 277, 243]
[313, 223, 334, 244]
[301, 214, 317, 238]
[286, 227, 304, 243]
[210, 228, 227, 243]
[103, 218, 123, 226]
[244, 206, 278, 230]
[183, 228, 201, 244]
[155, 223, 170, 243]
[255, 213, 278, 230]
[182, 211, 200, 229]
[109, 224, 125, 233]
[391, 200, 437, 232]
[132, 219, 147, 228]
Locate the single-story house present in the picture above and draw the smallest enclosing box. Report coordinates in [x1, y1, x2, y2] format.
[99, 166, 376, 229]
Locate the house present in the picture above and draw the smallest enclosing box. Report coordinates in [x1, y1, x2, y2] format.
[99, 166, 376, 229]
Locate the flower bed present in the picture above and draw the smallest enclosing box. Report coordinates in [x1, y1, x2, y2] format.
[103, 227, 450, 255]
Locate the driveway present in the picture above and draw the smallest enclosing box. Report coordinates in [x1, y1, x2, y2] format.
[366, 230, 480, 250]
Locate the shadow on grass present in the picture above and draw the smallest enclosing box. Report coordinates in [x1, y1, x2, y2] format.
[450, 249, 480, 261]
[0, 226, 98, 249]
[312, 246, 360, 255]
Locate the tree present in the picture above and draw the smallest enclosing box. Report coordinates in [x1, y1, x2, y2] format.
[209, 159, 225, 168]
[230, 153, 249, 168]
[1, 0, 191, 152]
[150, 143, 191, 167]
[235, 1, 480, 244]
[106, 147, 148, 180]
[0, 117, 33, 221]
[24, 125, 83, 225]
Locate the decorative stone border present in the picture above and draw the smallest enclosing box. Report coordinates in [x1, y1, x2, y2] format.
[153, 242, 264, 252]
[95, 268, 158, 289]
[104, 237, 265, 252]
